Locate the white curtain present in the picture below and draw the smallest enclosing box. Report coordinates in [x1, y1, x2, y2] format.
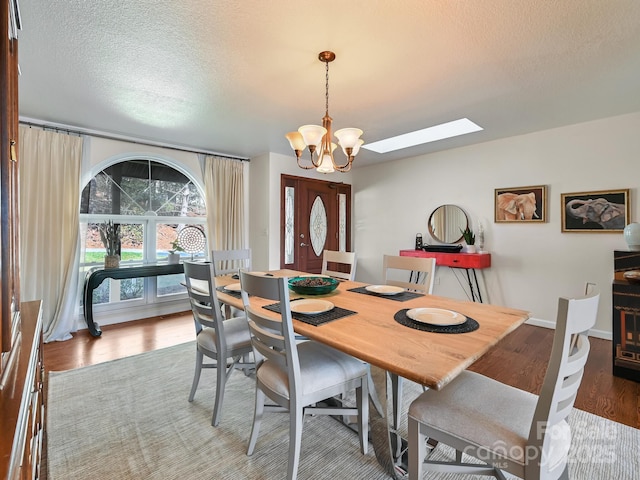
[19, 126, 83, 342]
[202, 155, 245, 252]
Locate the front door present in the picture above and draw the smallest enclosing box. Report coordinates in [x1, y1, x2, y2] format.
[280, 175, 351, 273]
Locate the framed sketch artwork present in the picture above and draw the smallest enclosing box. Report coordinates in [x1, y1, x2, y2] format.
[561, 189, 629, 232]
[494, 185, 547, 223]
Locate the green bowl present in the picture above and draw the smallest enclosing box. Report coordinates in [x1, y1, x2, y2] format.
[288, 276, 339, 295]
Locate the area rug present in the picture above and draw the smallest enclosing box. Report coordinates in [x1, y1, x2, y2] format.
[47, 342, 640, 479]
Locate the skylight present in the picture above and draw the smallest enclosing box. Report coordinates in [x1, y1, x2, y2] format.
[362, 118, 483, 154]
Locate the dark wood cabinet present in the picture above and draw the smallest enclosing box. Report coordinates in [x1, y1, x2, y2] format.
[613, 251, 640, 382]
[1, 0, 21, 361]
[0, 2, 44, 478]
[0, 301, 45, 479]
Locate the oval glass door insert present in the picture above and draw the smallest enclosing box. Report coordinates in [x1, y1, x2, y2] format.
[310, 196, 327, 257]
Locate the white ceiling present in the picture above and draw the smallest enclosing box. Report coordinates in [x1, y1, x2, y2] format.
[16, 0, 640, 167]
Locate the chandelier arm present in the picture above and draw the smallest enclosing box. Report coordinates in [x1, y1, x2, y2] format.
[296, 155, 317, 170]
[332, 156, 354, 171]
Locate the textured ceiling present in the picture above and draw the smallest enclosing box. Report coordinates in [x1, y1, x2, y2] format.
[16, 0, 640, 167]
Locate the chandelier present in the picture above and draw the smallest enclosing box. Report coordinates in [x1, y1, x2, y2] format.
[285, 51, 363, 173]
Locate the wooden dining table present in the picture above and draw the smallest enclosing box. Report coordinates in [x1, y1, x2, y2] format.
[215, 269, 530, 478]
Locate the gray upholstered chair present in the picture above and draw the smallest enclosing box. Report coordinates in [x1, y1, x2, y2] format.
[239, 271, 369, 480]
[382, 254, 436, 294]
[321, 249, 357, 280]
[408, 292, 600, 480]
[183, 261, 254, 427]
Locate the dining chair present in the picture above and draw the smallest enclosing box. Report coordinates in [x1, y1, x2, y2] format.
[407, 291, 600, 480]
[321, 249, 357, 281]
[211, 248, 252, 276]
[211, 248, 252, 318]
[382, 254, 437, 429]
[382, 254, 436, 294]
[183, 260, 254, 427]
[239, 271, 369, 480]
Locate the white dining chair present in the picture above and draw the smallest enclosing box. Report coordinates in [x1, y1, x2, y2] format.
[211, 248, 252, 318]
[211, 248, 252, 276]
[239, 271, 369, 480]
[183, 261, 254, 427]
[407, 291, 600, 480]
[382, 254, 436, 294]
[321, 249, 357, 280]
[382, 254, 436, 428]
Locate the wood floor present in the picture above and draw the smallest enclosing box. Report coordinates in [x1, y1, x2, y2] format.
[43, 312, 640, 430]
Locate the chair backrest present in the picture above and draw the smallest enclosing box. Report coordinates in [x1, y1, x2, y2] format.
[526, 292, 600, 478]
[382, 254, 436, 294]
[239, 271, 301, 399]
[183, 261, 225, 341]
[321, 250, 357, 281]
[211, 248, 252, 276]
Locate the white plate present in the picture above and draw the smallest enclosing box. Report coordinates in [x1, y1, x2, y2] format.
[365, 285, 405, 295]
[299, 273, 331, 278]
[406, 308, 466, 326]
[290, 299, 334, 315]
[248, 271, 267, 276]
[224, 283, 242, 292]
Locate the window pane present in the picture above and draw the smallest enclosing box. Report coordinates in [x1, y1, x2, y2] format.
[80, 160, 205, 216]
[285, 186, 295, 264]
[120, 278, 143, 301]
[82, 222, 144, 264]
[158, 273, 187, 297]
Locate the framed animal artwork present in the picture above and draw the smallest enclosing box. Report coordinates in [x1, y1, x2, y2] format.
[561, 189, 629, 232]
[494, 185, 547, 223]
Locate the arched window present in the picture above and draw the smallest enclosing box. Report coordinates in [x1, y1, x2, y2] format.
[79, 158, 206, 313]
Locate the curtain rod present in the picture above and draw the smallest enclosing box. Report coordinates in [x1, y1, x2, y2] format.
[18, 117, 249, 162]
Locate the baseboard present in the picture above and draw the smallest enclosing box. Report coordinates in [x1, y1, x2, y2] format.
[525, 317, 612, 340]
[76, 301, 190, 331]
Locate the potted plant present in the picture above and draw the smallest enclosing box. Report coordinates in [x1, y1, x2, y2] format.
[460, 226, 476, 253]
[168, 239, 184, 264]
[99, 220, 121, 268]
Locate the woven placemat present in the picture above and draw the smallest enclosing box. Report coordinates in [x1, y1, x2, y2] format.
[394, 308, 479, 333]
[216, 286, 242, 299]
[263, 302, 357, 326]
[347, 286, 424, 302]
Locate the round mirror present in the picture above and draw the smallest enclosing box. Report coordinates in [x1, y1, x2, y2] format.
[428, 204, 468, 244]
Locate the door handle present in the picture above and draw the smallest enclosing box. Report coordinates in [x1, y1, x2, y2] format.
[300, 242, 309, 247]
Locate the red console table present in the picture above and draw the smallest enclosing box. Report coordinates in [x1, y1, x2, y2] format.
[399, 249, 491, 302]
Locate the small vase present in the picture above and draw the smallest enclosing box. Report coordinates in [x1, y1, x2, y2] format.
[624, 223, 640, 251]
[168, 252, 181, 264]
[463, 245, 477, 254]
[104, 254, 120, 269]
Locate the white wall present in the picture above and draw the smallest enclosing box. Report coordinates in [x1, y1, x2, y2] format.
[353, 112, 640, 337]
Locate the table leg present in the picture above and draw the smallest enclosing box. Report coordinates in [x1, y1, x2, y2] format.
[368, 365, 408, 479]
[83, 278, 102, 337]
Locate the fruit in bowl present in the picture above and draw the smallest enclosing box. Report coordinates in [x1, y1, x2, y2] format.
[288, 276, 339, 295]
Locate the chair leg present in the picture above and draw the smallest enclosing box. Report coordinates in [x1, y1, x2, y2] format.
[408, 416, 427, 480]
[356, 380, 369, 455]
[367, 370, 384, 416]
[211, 355, 228, 426]
[247, 388, 265, 455]
[287, 404, 304, 480]
[188, 350, 204, 402]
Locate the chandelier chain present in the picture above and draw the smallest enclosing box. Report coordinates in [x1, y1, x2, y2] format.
[325, 60, 330, 117]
